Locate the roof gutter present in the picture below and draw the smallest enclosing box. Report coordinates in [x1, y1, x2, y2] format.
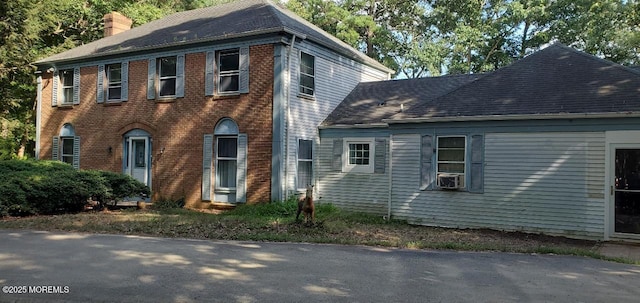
[318, 123, 389, 129]
[382, 112, 640, 124]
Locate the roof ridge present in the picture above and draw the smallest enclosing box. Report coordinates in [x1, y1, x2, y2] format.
[552, 43, 640, 77]
[386, 73, 487, 119]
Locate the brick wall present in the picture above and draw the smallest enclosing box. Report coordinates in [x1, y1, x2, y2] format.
[39, 44, 274, 207]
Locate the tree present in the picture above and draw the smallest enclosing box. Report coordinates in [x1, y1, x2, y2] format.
[0, 0, 214, 159]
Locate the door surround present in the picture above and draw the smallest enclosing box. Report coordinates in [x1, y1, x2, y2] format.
[605, 131, 640, 240]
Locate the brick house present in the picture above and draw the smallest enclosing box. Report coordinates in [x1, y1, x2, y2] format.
[34, 0, 391, 207]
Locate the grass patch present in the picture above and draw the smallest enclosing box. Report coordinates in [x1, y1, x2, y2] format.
[1, 200, 637, 264]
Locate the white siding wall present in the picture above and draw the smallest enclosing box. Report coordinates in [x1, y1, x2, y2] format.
[390, 132, 606, 239]
[317, 137, 390, 214]
[284, 42, 389, 197]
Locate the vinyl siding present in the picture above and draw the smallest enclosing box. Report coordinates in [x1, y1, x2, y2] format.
[283, 41, 389, 197]
[317, 136, 390, 215]
[390, 132, 606, 239]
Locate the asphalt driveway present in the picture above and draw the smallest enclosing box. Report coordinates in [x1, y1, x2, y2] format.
[0, 230, 638, 303]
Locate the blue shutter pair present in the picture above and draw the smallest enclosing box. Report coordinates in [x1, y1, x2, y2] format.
[51, 67, 80, 106]
[97, 62, 129, 103]
[331, 138, 387, 173]
[205, 47, 249, 96]
[202, 133, 248, 202]
[51, 136, 81, 169]
[147, 55, 185, 99]
[420, 134, 484, 192]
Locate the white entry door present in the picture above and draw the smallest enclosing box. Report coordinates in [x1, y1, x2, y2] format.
[127, 137, 150, 186]
[610, 144, 640, 236]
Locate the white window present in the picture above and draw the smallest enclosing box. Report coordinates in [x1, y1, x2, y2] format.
[297, 139, 313, 189]
[299, 52, 315, 96]
[158, 56, 177, 97]
[218, 49, 240, 93]
[343, 138, 374, 173]
[60, 69, 74, 104]
[216, 137, 238, 190]
[53, 123, 79, 169]
[60, 137, 74, 164]
[436, 136, 466, 187]
[106, 64, 122, 101]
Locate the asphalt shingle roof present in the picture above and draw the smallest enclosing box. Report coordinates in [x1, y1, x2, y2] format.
[36, 0, 391, 73]
[322, 74, 482, 126]
[391, 43, 640, 121]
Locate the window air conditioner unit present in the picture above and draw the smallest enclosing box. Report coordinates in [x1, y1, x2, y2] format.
[437, 174, 460, 189]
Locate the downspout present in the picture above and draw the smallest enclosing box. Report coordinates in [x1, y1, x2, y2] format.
[283, 34, 297, 201]
[387, 134, 393, 220]
[35, 72, 43, 159]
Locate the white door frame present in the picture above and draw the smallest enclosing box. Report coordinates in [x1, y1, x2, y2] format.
[127, 136, 150, 187]
[605, 131, 640, 240]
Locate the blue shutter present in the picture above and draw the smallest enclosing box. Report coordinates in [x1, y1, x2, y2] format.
[121, 61, 129, 101]
[374, 138, 386, 174]
[176, 54, 185, 98]
[202, 134, 213, 201]
[236, 133, 248, 203]
[205, 51, 215, 96]
[52, 136, 59, 160]
[72, 136, 81, 169]
[97, 65, 104, 103]
[469, 134, 484, 193]
[52, 70, 59, 106]
[147, 58, 155, 99]
[421, 135, 435, 190]
[239, 47, 249, 93]
[332, 139, 343, 172]
[73, 67, 80, 105]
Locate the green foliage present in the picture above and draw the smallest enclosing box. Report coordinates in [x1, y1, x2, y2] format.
[95, 170, 150, 200]
[151, 197, 186, 210]
[0, 159, 149, 216]
[289, 0, 640, 78]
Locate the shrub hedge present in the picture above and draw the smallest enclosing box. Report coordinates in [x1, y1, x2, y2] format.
[0, 159, 150, 217]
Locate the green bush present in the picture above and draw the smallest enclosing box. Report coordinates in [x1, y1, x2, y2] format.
[0, 159, 150, 216]
[95, 170, 150, 201]
[151, 197, 185, 210]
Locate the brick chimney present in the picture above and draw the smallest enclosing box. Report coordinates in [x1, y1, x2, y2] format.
[103, 12, 132, 37]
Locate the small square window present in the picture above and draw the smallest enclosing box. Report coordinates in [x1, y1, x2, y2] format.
[343, 138, 374, 173]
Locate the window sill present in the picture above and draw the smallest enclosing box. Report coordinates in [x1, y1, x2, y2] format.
[213, 94, 241, 100]
[214, 188, 236, 194]
[154, 98, 177, 103]
[297, 93, 316, 101]
[56, 103, 74, 108]
[104, 101, 123, 106]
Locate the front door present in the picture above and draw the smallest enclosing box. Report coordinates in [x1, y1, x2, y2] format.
[612, 145, 640, 235]
[127, 137, 150, 186]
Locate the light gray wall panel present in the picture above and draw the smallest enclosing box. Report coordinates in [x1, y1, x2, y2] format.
[389, 132, 606, 239]
[284, 41, 389, 197]
[316, 137, 390, 215]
